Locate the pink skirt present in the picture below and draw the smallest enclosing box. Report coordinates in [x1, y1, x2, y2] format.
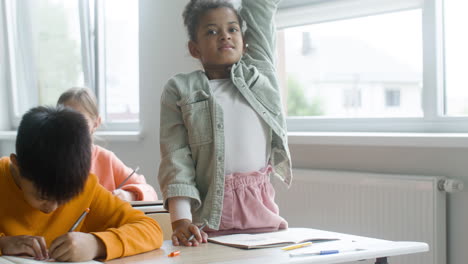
[206, 166, 288, 236]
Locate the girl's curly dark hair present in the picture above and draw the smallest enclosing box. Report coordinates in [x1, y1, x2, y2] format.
[183, 0, 246, 42]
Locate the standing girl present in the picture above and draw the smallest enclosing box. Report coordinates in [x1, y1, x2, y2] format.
[58, 87, 158, 201]
[159, 0, 292, 246]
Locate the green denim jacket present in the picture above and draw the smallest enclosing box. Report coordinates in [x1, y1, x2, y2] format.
[158, 0, 292, 229]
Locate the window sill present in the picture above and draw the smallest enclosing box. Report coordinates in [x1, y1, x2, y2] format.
[95, 131, 142, 142]
[4, 130, 468, 147]
[288, 132, 468, 148]
[0, 131, 16, 140]
[0, 131, 142, 142]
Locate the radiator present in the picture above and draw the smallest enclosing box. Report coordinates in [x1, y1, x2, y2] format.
[273, 169, 446, 264]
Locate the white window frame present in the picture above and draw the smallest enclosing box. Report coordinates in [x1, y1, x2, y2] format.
[276, 0, 468, 133]
[1, 0, 139, 132]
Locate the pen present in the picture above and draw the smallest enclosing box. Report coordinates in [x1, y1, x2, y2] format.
[116, 166, 140, 189]
[68, 208, 90, 232]
[282, 242, 313, 251]
[187, 222, 207, 242]
[289, 249, 361, 257]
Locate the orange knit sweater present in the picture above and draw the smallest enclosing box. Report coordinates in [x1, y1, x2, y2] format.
[0, 157, 163, 260]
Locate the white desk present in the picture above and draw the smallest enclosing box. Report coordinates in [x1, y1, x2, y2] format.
[131, 200, 171, 240]
[106, 228, 428, 264]
[131, 200, 167, 214]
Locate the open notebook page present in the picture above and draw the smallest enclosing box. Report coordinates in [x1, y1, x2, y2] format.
[208, 228, 339, 249]
[0, 256, 101, 264]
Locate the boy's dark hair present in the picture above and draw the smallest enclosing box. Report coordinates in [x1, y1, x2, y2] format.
[15, 105, 92, 202]
[183, 0, 245, 42]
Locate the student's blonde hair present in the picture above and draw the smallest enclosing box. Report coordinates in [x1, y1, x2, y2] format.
[57, 87, 99, 120]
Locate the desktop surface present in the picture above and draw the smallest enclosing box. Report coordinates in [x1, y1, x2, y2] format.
[105, 228, 428, 264]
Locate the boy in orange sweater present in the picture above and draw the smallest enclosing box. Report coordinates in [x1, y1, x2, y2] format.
[0, 106, 163, 262]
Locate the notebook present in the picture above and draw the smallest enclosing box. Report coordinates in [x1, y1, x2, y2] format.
[0, 256, 101, 264]
[207, 228, 339, 249]
[130, 200, 165, 214]
[130, 200, 163, 206]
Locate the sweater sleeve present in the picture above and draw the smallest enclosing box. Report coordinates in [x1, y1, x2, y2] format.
[241, 0, 280, 66]
[109, 151, 158, 201]
[86, 184, 163, 260]
[158, 81, 201, 210]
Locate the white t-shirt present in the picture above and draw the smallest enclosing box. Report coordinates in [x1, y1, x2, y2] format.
[210, 78, 270, 174]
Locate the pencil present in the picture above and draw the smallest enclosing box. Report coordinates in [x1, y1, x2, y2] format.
[282, 242, 313, 251]
[187, 222, 207, 242]
[167, 250, 181, 257]
[116, 166, 140, 189]
[69, 208, 90, 232]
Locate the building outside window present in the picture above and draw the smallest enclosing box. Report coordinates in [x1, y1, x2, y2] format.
[385, 88, 401, 108]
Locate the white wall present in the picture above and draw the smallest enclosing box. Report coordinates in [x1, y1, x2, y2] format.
[0, 1, 466, 264]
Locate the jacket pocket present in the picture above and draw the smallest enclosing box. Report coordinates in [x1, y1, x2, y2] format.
[180, 96, 213, 145]
[250, 75, 281, 116]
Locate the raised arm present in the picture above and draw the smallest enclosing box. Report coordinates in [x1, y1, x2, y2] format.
[241, 0, 281, 66]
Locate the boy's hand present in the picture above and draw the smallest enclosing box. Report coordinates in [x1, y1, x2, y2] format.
[0, 235, 48, 260]
[113, 189, 136, 201]
[49, 232, 105, 262]
[171, 219, 208, 246]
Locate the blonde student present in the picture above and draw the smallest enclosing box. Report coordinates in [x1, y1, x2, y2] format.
[0, 106, 162, 261]
[159, 0, 292, 246]
[57, 87, 158, 201]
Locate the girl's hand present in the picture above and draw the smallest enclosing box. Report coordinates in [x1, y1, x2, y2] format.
[113, 189, 136, 201]
[49, 232, 105, 262]
[0, 235, 49, 260]
[171, 219, 208, 246]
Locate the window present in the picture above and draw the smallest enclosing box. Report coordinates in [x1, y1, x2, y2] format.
[279, 9, 422, 119]
[444, 1, 468, 117]
[100, 0, 139, 123]
[1, 0, 139, 129]
[31, 1, 85, 107]
[277, 0, 468, 132]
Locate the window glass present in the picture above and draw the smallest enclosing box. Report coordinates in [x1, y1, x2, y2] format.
[30, 0, 85, 105]
[103, 0, 139, 122]
[279, 10, 423, 118]
[444, 1, 468, 116]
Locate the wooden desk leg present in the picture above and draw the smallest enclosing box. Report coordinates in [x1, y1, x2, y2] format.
[375, 257, 388, 264]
